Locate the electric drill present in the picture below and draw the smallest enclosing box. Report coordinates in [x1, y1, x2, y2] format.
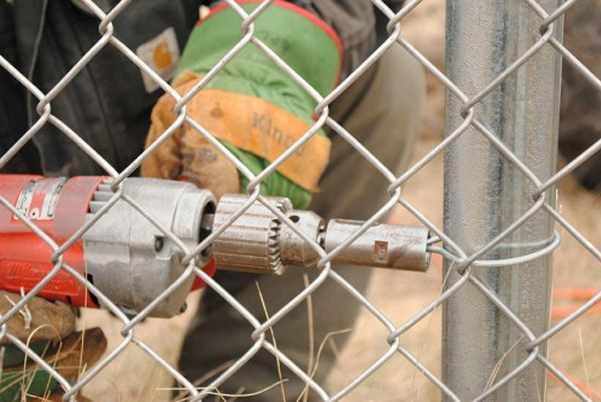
[0, 175, 430, 318]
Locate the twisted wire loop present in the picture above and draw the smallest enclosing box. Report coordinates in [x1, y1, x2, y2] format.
[0, 0, 598, 400]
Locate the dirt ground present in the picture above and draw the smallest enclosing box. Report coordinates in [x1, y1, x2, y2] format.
[79, 1, 601, 401]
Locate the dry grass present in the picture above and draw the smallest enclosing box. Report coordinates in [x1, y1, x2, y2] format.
[75, 1, 601, 400]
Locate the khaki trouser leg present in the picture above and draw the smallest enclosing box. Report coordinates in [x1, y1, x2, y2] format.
[178, 44, 425, 401]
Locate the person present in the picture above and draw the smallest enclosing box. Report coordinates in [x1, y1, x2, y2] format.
[0, 1, 424, 400]
[143, 2, 424, 401]
[559, 0, 601, 192]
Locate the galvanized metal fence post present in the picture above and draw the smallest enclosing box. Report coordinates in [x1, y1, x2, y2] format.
[443, 0, 562, 400]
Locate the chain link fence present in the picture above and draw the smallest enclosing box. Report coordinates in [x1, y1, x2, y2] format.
[1, 0, 601, 401]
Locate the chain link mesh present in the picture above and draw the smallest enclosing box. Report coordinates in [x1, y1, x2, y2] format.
[0, 0, 600, 400]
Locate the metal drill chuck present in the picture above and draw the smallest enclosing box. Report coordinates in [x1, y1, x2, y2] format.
[212, 194, 431, 274]
[212, 194, 293, 275]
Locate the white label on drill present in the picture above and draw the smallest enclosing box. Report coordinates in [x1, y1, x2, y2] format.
[14, 178, 67, 220]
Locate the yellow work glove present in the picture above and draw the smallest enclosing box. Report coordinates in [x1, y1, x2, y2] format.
[0, 291, 107, 401]
[141, 2, 341, 208]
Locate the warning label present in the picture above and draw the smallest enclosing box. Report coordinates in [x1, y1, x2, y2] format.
[14, 178, 67, 220]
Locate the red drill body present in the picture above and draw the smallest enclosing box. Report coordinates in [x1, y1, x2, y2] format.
[0, 175, 216, 316]
[0, 175, 103, 307]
